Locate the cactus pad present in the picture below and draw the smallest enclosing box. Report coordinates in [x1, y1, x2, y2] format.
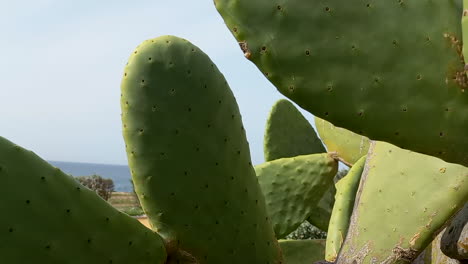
[215, 0, 468, 166]
[315, 117, 370, 166]
[326, 156, 366, 262]
[121, 35, 282, 263]
[0, 136, 167, 264]
[279, 239, 326, 264]
[255, 153, 338, 238]
[264, 99, 325, 161]
[337, 142, 468, 264]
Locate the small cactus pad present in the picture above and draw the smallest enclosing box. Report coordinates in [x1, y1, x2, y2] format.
[337, 142, 468, 264]
[0, 136, 167, 264]
[440, 203, 467, 260]
[307, 184, 336, 232]
[279, 239, 326, 264]
[121, 36, 282, 263]
[215, 0, 468, 166]
[264, 99, 325, 162]
[315, 117, 370, 166]
[255, 153, 338, 238]
[326, 156, 366, 262]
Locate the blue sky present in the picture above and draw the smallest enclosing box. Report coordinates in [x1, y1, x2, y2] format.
[1, 1, 317, 165]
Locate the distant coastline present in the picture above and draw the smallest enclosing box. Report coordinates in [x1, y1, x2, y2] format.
[49, 160, 132, 192]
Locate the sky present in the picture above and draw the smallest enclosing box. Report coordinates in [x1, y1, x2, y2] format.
[0, 1, 319, 166]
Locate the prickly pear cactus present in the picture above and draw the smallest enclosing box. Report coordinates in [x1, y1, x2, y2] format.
[326, 155, 366, 262]
[279, 239, 326, 264]
[263, 99, 335, 231]
[315, 117, 370, 166]
[264, 99, 325, 161]
[121, 35, 283, 263]
[337, 142, 468, 264]
[0, 136, 167, 264]
[215, 0, 468, 166]
[255, 153, 338, 238]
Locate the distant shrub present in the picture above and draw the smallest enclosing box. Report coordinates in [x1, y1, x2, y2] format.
[286, 221, 327, 240]
[75, 174, 115, 201]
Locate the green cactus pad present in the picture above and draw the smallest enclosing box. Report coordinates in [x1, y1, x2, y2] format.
[255, 153, 338, 238]
[315, 117, 370, 166]
[325, 156, 366, 262]
[279, 239, 326, 264]
[440, 203, 467, 260]
[121, 35, 282, 264]
[215, 0, 468, 166]
[264, 99, 325, 162]
[0, 136, 167, 264]
[307, 184, 336, 232]
[337, 142, 468, 264]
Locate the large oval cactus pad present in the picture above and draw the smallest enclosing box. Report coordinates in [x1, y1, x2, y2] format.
[215, 0, 468, 166]
[0, 137, 167, 264]
[337, 142, 468, 264]
[255, 153, 338, 238]
[121, 36, 282, 263]
[264, 99, 325, 162]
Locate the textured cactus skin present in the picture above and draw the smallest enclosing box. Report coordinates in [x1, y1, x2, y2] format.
[326, 156, 366, 262]
[440, 203, 467, 260]
[121, 35, 282, 263]
[0, 136, 167, 264]
[337, 142, 468, 264]
[263, 99, 334, 231]
[255, 153, 338, 238]
[315, 117, 370, 165]
[279, 239, 326, 264]
[264, 99, 325, 161]
[307, 185, 336, 231]
[214, 0, 468, 166]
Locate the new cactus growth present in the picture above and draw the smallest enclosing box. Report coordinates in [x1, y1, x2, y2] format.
[337, 142, 468, 264]
[0, 136, 167, 264]
[325, 156, 366, 262]
[255, 153, 338, 238]
[121, 35, 282, 263]
[214, 0, 468, 167]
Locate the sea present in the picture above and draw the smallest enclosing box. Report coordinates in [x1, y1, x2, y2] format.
[49, 161, 133, 192]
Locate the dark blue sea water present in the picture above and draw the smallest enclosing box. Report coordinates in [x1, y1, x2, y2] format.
[49, 161, 132, 192]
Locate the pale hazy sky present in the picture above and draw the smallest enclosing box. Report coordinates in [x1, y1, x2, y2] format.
[1, 1, 318, 165]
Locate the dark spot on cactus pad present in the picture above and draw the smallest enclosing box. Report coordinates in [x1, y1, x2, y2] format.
[188, 107, 191, 112]
[417, 74, 422, 80]
[41, 176, 45, 181]
[439, 132, 444, 137]
[277, 5, 282, 10]
[87, 238, 92, 243]
[325, 112, 329, 116]
[45, 245, 51, 250]
[288, 85, 295, 92]
[395, 131, 400, 136]
[366, 3, 371, 7]
[305, 50, 311, 56]
[128, 241, 133, 246]
[232, 27, 238, 33]
[66, 209, 71, 213]
[25, 200, 30, 204]
[148, 57, 152, 61]
[325, 7, 330, 12]
[8, 228, 13, 233]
